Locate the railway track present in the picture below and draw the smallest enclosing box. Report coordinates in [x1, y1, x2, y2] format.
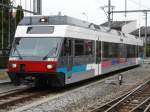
[89, 79, 150, 112]
[88, 92, 130, 112]
[0, 87, 51, 111]
[0, 82, 30, 95]
[0, 81, 11, 86]
[0, 66, 143, 111]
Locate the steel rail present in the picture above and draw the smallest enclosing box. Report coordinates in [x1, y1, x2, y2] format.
[0, 87, 50, 110]
[130, 97, 150, 112]
[89, 79, 150, 112]
[89, 91, 130, 112]
[144, 103, 150, 112]
[0, 86, 31, 97]
[104, 79, 150, 112]
[0, 82, 12, 88]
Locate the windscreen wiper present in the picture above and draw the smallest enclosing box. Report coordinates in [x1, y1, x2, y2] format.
[14, 47, 23, 59]
[43, 47, 57, 60]
[43, 44, 58, 60]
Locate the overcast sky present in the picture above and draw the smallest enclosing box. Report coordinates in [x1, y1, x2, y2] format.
[14, 0, 150, 27]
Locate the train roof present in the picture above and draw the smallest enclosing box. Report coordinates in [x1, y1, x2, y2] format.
[19, 15, 139, 39]
[19, 15, 115, 32]
[19, 15, 92, 28]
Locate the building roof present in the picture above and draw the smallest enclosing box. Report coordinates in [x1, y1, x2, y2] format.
[130, 26, 150, 36]
[101, 21, 133, 31]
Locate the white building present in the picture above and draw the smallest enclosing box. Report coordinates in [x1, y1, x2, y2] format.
[101, 20, 137, 34]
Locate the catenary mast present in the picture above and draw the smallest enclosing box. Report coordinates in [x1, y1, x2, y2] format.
[33, 0, 42, 15]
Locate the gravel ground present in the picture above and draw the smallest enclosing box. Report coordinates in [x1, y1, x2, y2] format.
[10, 64, 150, 112]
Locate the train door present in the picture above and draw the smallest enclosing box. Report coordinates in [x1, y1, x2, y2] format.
[96, 38, 101, 75]
[63, 38, 73, 79]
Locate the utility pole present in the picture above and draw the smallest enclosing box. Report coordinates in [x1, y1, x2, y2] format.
[144, 12, 147, 58]
[125, 0, 127, 25]
[108, 0, 111, 29]
[100, 0, 115, 28]
[125, 0, 127, 18]
[33, 0, 42, 15]
[103, 0, 115, 29]
[111, 6, 115, 21]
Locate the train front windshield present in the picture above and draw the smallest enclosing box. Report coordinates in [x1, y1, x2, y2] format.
[11, 37, 62, 59]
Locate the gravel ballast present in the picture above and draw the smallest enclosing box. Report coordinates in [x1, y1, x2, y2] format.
[11, 64, 150, 112]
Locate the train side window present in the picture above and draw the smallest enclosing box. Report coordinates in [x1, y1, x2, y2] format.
[127, 45, 131, 58]
[118, 43, 124, 58]
[103, 42, 120, 59]
[85, 40, 93, 55]
[103, 42, 109, 59]
[127, 45, 136, 58]
[75, 39, 84, 56]
[136, 45, 139, 57]
[132, 45, 136, 57]
[62, 38, 72, 56]
[139, 46, 144, 57]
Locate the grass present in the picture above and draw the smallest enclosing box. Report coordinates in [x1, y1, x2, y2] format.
[0, 72, 9, 80]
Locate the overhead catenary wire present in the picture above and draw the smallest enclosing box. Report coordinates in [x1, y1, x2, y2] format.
[0, 3, 36, 14]
[128, 0, 149, 10]
[94, 0, 105, 6]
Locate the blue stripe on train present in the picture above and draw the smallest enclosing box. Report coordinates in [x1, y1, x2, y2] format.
[57, 67, 68, 74]
[57, 64, 87, 74]
[72, 65, 86, 73]
[112, 59, 118, 65]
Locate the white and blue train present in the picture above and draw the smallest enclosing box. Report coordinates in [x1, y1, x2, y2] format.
[7, 16, 143, 87]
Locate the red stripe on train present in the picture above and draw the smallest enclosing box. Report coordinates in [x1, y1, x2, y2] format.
[8, 60, 57, 73]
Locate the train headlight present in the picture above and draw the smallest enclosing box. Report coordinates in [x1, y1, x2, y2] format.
[40, 17, 48, 23]
[11, 63, 17, 68]
[47, 64, 53, 69]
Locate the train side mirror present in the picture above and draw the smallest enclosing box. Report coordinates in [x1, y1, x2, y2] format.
[64, 39, 71, 55]
[64, 40, 69, 52]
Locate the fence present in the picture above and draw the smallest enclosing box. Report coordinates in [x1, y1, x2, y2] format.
[0, 0, 35, 68]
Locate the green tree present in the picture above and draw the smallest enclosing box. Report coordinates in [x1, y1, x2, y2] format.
[16, 5, 24, 26]
[0, 0, 13, 67]
[146, 44, 150, 57]
[0, 1, 24, 67]
[0, 0, 11, 48]
[0, 2, 24, 49]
